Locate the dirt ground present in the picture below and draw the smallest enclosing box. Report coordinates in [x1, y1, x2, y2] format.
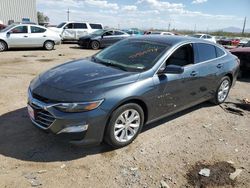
[0, 44, 249, 188]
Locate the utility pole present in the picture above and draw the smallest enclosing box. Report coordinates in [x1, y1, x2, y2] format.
[67, 8, 70, 21]
[242, 16, 246, 35]
[168, 22, 171, 31]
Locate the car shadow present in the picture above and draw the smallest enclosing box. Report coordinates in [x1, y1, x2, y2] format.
[0, 102, 214, 162]
[237, 74, 250, 83]
[3, 48, 55, 52]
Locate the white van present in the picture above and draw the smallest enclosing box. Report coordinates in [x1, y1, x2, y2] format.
[49, 22, 103, 41]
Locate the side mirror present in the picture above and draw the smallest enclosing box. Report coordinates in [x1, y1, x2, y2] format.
[6, 31, 11, 35]
[158, 65, 184, 74]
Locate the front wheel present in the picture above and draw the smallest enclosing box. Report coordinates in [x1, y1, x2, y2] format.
[90, 41, 100, 50]
[104, 103, 144, 148]
[0, 41, 7, 52]
[44, 41, 55, 50]
[211, 76, 231, 104]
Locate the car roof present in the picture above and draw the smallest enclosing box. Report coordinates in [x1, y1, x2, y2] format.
[128, 35, 215, 46]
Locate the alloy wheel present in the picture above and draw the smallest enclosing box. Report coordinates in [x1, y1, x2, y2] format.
[0, 41, 6, 52]
[217, 79, 230, 103]
[114, 109, 140, 142]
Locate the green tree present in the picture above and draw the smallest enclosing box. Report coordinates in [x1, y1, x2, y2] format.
[37, 11, 50, 24]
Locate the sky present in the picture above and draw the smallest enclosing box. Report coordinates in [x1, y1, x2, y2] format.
[37, 0, 250, 31]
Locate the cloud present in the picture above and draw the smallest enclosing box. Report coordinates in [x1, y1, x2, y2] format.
[122, 5, 137, 12]
[84, 0, 119, 10]
[137, 0, 184, 11]
[192, 0, 208, 4]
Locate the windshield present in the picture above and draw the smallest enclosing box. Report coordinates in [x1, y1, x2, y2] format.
[0, 24, 16, 32]
[91, 29, 105, 35]
[57, 22, 66, 28]
[191, 34, 202, 38]
[94, 39, 170, 72]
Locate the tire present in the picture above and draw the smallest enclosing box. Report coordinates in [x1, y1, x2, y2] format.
[90, 40, 100, 50]
[211, 76, 231, 104]
[104, 103, 144, 148]
[0, 40, 7, 52]
[44, 41, 55, 51]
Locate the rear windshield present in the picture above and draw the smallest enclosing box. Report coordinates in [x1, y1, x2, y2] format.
[90, 24, 103, 29]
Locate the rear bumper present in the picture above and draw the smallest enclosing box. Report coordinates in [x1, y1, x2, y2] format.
[27, 89, 108, 146]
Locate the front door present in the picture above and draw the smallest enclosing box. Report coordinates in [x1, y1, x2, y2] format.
[6, 25, 30, 48]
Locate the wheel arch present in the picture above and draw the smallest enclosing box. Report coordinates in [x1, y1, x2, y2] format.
[0, 39, 8, 49]
[102, 97, 149, 140]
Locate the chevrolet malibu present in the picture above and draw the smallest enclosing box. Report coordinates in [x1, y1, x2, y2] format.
[28, 36, 239, 148]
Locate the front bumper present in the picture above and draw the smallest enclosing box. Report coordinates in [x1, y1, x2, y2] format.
[78, 40, 90, 48]
[27, 90, 108, 146]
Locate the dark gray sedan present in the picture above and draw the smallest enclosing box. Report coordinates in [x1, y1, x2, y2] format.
[78, 29, 130, 49]
[28, 36, 239, 148]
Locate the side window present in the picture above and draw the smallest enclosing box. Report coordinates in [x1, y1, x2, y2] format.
[201, 35, 206, 39]
[114, 31, 125, 35]
[64, 23, 73, 29]
[11, 26, 28, 33]
[103, 31, 113, 36]
[166, 44, 194, 67]
[215, 46, 225, 57]
[207, 35, 212, 39]
[196, 43, 217, 62]
[74, 23, 87, 29]
[31, 26, 46, 33]
[89, 24, 103, 29]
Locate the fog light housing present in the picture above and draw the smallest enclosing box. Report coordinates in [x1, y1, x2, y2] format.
[57, 124, 89, 134]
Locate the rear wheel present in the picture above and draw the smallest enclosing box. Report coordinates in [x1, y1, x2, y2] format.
[211, 76, 231, 104]
[90, 41, 100, 50]
[0, 40, 7, 52]
[104, 103, 144, 148]
[44, 41, 55, 50]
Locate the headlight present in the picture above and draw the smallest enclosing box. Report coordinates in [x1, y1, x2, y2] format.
[53, 99, 104, 113]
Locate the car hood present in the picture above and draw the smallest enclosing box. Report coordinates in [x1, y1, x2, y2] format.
[30, 59, 140, 102]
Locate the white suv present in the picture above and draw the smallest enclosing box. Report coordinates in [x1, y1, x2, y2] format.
[191, 33, 216, 43]
[49, 22, 103, 41]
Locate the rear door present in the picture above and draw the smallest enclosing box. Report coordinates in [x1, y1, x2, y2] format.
[74, 23, 88, 39]
[6, 25, 30, 47]
[29, 26, 47, 47]
[192, 43, 224, 100]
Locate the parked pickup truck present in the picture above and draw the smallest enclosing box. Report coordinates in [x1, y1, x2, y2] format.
[49, 21, 103, 41]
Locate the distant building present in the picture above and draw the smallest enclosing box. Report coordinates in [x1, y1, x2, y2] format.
[0, 0, 37, 25]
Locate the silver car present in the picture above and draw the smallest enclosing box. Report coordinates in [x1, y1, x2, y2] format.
[0, 24, 61, 52]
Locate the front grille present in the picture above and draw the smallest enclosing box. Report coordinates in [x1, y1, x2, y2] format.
[30, 103, 55, 129]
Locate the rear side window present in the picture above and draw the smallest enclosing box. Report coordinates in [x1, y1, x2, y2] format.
[90, 24, 103, 29]
[196, 43, 217, 63]
[216, 46, 225, 57]
[31, 26, 46, 33]
[74, 23, 87, 29]
[114, 31, 125, 35]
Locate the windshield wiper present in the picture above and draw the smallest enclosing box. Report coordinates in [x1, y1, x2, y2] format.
[92, 57, 127, 71]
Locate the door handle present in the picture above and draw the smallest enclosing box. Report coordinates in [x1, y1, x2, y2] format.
[24, 36, 28, 38]
[217, 64, 223, 69]
[190, 71, 198, 76]
[43, 35, 47, 37]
